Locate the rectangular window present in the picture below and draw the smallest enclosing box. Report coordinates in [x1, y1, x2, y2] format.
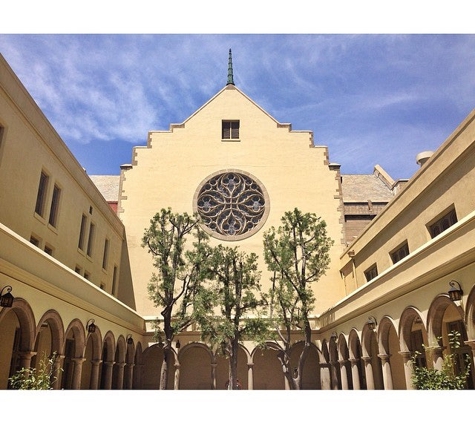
[390, 242, 409, 264]
[30, 235, 40, 247]
[75, 266, 82, 274]
[222, 120, 240, 140]
[102, 238, 109, 269]
[35, 171, 49, 217]
[44, 244, 53, 256]
[84, 271, 90, 280]
[78, 214, 88, 250]
[364, 264, 378, 282]
[112, 265, 118, 297]
[86, 222, 95, 257]
[48, 184, 61, 227]
[429, 208, 457, 238]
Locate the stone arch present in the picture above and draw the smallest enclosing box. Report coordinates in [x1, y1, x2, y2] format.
[398, 306, 426, 353]
[85, 326, 103, 362]
[319, 339, 332, 390]
[466, 283, 475, 339]
[81, 326, 103, 389]
[0, 297, 36, 352]
[0, 298, 36, 388]
[348, 328, 365, 389]
[337, 333, 349, 360]
[132, 341, 144, 389]
[178, 341, 216, 390]
[112, 335, 127, 389]
[126, 339, 135, 364]
[34, 309, 64, 389]
[427, 293, 472, 384]
[102, 331, 116, 362]
[123, 337, 136, 389]
[99, 331, 116, 389]
[348, 329, 362, 360]
[141, 343, 175, 389]
[427, 294, 463, 346]
[335, 333, 352, 389]
[61, 318, 86, 389]
[63, 318, 86, 358]
[36, 309, 64, 356]
[251, 341, 285, 390]
[361, 319, 384, 389]
[289, 340, 321, 389]
[115, 335, 127, 364]
[377, 315, 405, 389]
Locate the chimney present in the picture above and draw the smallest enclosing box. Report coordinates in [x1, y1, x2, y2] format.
[416, 151, 434, 167]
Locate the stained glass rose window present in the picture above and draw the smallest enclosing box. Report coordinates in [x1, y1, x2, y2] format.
[194, 171, 269, 240]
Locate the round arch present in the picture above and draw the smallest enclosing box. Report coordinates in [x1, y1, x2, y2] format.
[398, 306, 426, 353]
[465, 283, 475, 339]
[0, 298, 36, 388]
[427, 294, 463, 346]
[0, 297, 36, 352]
[36, 309, 65, 355]
[377, 315, 405, 389]
[348, 328, 365, 389]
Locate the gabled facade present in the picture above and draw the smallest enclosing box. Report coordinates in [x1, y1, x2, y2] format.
[119, 82, 346, 317]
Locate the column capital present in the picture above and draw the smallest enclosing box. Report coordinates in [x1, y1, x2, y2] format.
[398, 351, 412, 360]
[377, 353, 391, 363]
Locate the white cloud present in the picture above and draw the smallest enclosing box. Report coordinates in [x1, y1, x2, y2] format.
[1, 34, 475, 178]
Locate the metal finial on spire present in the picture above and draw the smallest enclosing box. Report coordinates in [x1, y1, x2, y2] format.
[227, 48, 234, 85]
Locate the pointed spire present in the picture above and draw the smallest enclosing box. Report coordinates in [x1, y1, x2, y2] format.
[227, 48, 234, 85]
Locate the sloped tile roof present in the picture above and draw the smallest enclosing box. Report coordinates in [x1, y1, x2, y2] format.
[89, 175, 120, 202]
[341, 174, 395, 202]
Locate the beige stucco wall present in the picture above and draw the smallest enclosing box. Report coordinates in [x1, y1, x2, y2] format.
[340, 109, 475, 293]
[119, 84, 347, 317]
[0, 54, 135, 308]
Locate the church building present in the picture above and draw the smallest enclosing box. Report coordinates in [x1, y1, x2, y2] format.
[1, 50, 474, 390]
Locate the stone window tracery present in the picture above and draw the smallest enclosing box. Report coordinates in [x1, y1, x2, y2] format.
[194, 170, 269, 241]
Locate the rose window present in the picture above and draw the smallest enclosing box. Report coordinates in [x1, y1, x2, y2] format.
[194, 171, 269, 240]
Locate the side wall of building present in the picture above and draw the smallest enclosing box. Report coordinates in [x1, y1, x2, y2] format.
[0, 54, 135, 307]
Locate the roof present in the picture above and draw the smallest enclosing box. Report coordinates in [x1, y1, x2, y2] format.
[89, 175, 120, 202]
[341, 174, 395, 202]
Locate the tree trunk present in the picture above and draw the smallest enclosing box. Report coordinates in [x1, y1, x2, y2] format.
[159, 345, 171, 390]
[228, 339, 239, 389]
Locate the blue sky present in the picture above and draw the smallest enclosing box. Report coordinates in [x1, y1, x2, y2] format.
[1, 8, 475, 182]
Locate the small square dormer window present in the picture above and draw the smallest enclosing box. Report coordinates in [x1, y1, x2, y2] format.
[222, 120, 239, 140]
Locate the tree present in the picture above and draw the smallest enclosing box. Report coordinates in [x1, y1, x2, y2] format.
[411, 330, 471, 389]
[142, 208, 210, 389]
[263, 208, 334, 389]
[9, 352, 62, 390]
[194, 245, 270, 390]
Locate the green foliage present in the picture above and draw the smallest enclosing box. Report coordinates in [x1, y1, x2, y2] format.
[194, 244, 271, 389]
[9, 352, 61, 390]
[263, 208, 334, 329]
[142, 208, 210, 339]
[194, 245, 271, 349]
[142, 208, 211, 389]
[411, 330, 471, 390]
[263, 208, 334, 389]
